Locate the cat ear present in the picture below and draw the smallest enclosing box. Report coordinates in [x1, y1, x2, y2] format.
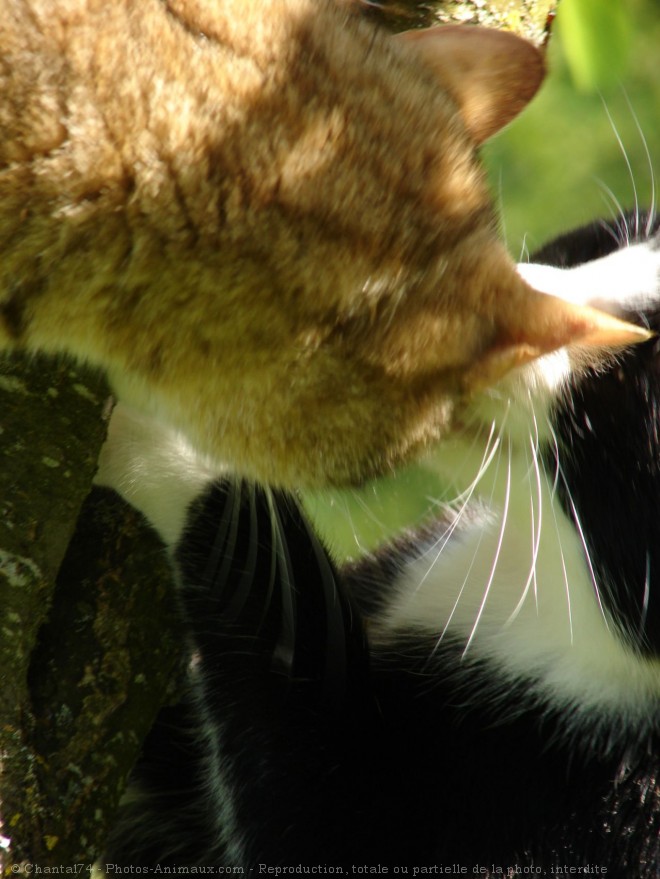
[464, 283, 652, 393]
[396, 25, 546, 143]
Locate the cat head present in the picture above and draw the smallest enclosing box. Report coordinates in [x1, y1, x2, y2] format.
[0, 0, 646, 488]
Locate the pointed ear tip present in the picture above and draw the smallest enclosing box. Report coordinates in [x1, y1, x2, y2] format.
[499, 289, 653, 359]
[537, 297, 655, 351]
[576, 316, 655, 350]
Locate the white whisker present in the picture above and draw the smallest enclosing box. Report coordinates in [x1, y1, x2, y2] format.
[544, 416, 562, 498]
[265, 489, 297, 670]
[519, 233, 530, 264]
[620, 88, 656, 238]
[342, 494, 369, 555]
[352, 488, 389, 536]
[596, 215, 623, 247]
[462, 435, 512, 658]
[547, 470, 574, 645]
[595, 179, 628, 243]
[529, 403, 544, 613]
[639, 550, 651, 642]
[225, 482, 260, 617]
[444, 416, 504, 510]
[202, 479, 241, 592]
[506, 416, 544, 627]
[260, 485, 282, 627]
[429, 416, 510, 652]
[561, 472, 610, 632]
[542, 415, 574, 643]
[433, 525, 488, 653]
[417, 415, 505, 577]
[601, 97, 639, 237]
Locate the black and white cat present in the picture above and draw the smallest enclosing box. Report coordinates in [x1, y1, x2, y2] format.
[101, 209, 660, 874]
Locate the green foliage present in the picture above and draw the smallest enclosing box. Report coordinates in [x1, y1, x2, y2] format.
[557, 0, 633, 92]
[304, 0, 660, 560]
[483, 0, 660, 252]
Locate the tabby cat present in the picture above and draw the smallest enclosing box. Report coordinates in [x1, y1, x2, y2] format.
[0, 0, 644, 488]
[2, 0, 657, 870]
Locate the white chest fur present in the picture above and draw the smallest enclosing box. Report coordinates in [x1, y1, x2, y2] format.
[373, 238, 660, 735]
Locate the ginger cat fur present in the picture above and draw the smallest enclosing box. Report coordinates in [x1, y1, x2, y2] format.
[0, 0, 645, 488]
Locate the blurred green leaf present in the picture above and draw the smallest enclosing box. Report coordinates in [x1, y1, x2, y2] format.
[557, 0, 633, 92]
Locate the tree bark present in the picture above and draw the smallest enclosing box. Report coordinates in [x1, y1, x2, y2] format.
[367, 0, 556, 44]
[0, 358, 181, 869]
[0, 0, 558, 872]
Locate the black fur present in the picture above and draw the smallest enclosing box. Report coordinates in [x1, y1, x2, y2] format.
[106, 213, 660, 875]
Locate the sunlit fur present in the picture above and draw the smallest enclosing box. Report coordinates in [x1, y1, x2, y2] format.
[1, 0, 574, 490]
[372, 220, 660, 742]
[101, 203, 660, 872]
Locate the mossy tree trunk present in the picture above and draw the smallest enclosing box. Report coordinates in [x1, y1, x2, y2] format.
[0, 357, 181, 869]
[366, 0, 556, 43]
[0, 0, 559, 871]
